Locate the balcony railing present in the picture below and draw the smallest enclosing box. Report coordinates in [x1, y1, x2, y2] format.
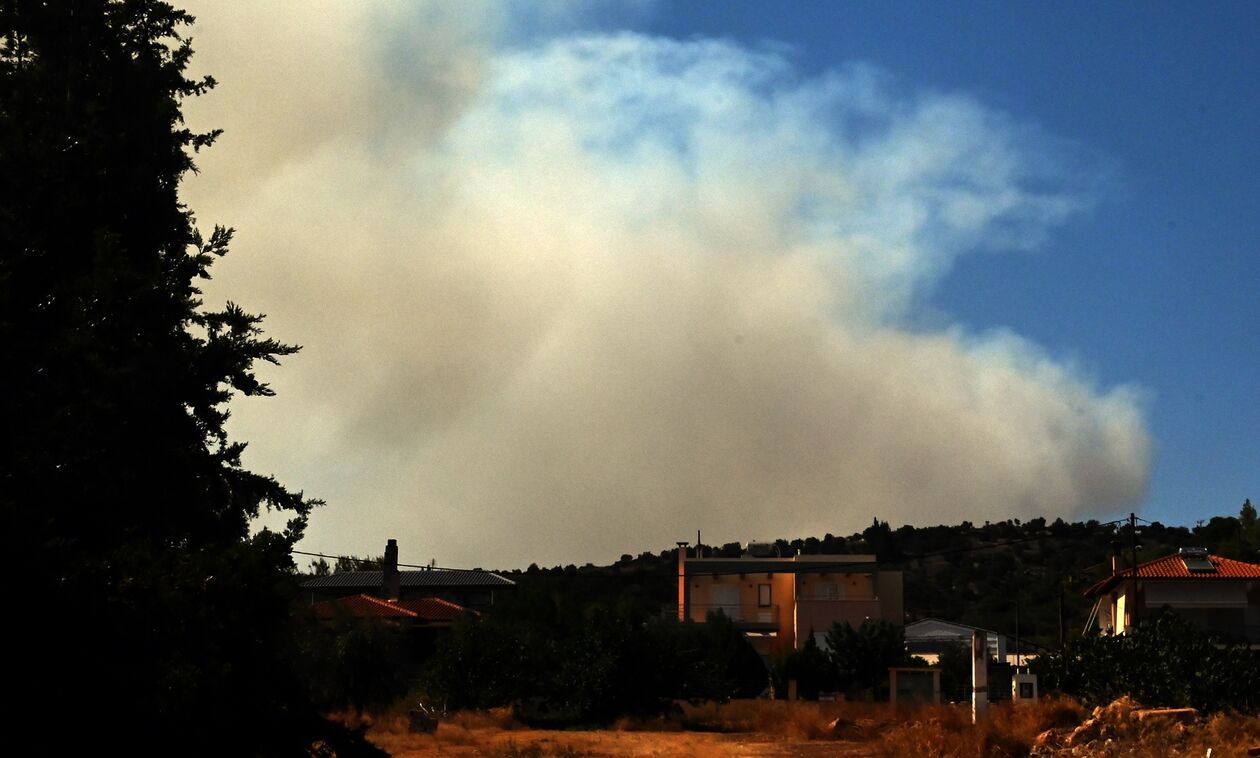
[795, 597, 887, 630]
[664, 598, 892, 631]
[667, 603, 781, 629]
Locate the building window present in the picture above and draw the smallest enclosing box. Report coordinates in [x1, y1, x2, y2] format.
[815, 582, 842, 600]
[758, 584, 772, 607]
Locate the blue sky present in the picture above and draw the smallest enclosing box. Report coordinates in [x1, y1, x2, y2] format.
[628, 1, 1260, 529]
[187, 2, 1256, 565]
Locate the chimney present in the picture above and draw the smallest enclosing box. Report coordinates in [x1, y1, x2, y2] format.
[1111, 541, 1123, 576]
[383, 539, 400, 601]
[676, 542, 689, 622]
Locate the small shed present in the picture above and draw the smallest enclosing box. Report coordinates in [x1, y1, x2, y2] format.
[905, 618, 1008, 663]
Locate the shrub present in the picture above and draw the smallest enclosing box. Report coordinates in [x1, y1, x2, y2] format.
[826, 619, 914, 700]
[1032, 610, 1260, 713]
[935, 642, 973, 703]
[421, 600, 766, 723]
[772, 630, 836, 700]
[295, 611, 413, 713]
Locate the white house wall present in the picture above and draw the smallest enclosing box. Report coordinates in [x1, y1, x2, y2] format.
[1144, 581, 1248, 608]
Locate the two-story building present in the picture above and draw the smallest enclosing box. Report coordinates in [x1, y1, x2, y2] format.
[675, 542, 903, 659]
[1083, 546, 1260, 643]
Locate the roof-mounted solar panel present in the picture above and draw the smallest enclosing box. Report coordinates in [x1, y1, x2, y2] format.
[1178, 547, 1216, 572]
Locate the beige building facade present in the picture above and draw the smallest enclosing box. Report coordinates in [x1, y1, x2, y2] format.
[677, 546, 904, 658]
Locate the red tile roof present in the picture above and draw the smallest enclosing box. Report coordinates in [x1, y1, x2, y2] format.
[394, 597, 478, 622]
[310, 594, 478, 623]
[1084, 552, 1260, 596]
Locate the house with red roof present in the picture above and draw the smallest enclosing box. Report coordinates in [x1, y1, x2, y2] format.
[1083, 547, 1260, 643]
[309, 594, 477, 629]
[300, 538, 508, 633]
[300, 539, 515, 613]
[301, 540, 494, 663]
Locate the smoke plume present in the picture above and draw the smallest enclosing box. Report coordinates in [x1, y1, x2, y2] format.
[182, 3, 1150, 567]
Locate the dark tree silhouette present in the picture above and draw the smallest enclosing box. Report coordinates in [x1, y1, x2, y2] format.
[826, 619, 912, 699]
[0, 1, 361, 751]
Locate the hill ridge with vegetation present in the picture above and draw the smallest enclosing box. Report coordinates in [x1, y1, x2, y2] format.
[492, 501, 1257, 649]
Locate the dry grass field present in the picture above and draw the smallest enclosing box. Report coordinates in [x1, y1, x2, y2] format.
[334, 697, 1260, 757]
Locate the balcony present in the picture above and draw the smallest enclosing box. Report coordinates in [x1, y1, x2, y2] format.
[669, 603, 781, 631]
[665, 598, 891, 634]
[795, 597, 886, 632]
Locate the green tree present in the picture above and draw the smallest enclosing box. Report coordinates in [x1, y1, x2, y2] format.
[934, 641, 973, 703]
[1, 1, 355, 751]
[774, 628, 836, 700]
[1033, 611, 1260, 713]
[335, 553, 385, 572]
[825, 619, 911, 700]
[422, 600, 765, 722]
[310, 557, 333, 576]
[676, 611, 769, 703]
[1237, 498, 1258, 560]
[295, 612, 413, 715]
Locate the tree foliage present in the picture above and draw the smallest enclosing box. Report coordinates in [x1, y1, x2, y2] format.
[826, 619, 914, 700]
[1, 1, 339, 750]
[294, 612, 413, 715]
[935, 641, 974, 703]
[773, 629, 836, 700]
[1033, 611, 1260, 713]
[513, 500, 1257, 656]
[422, 596, 766, 723]
[771, 619, 914, 701]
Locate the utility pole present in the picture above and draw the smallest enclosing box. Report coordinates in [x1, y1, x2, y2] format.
[677, 542, 689, 622]
[1058, 585, 1065, 650]
[1129, 512, 1139, 630]
[971, 630, 988, 723]
[1015, 595, 1021, 667]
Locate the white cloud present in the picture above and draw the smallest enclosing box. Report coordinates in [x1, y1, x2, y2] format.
[181, 6, 1149, 567]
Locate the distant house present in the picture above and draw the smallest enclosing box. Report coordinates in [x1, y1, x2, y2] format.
[1083, 547, 1260, 643]
[301, 539, 516, 612]
[905, 618, 1008, 664]
[675, 542, 903, 659]
[310, 594, 477, 629]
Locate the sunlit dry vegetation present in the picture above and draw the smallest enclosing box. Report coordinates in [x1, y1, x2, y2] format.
[333, 695, 1260, 757]
[872, 696, 1260, 758]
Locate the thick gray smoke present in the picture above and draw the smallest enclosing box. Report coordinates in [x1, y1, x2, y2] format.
[182, 3, 1149, 567]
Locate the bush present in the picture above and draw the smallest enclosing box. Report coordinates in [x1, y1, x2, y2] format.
[769, 620, 914, 701]
[1032, 610, 1260, 713]
[827, 619, 914, 700]
[772, 630, 836, 699]
[674, 610, 771, 702]
[874, 697, 1086, 758]
[421, 601, 766, 723]
[295, 611, 413, 714]
[935, 642, 973, 703]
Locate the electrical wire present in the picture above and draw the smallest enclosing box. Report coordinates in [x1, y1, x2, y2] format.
[293, 515, 1139, 580]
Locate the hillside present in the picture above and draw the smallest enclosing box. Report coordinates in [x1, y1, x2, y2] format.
[504, 501, 1258, 650]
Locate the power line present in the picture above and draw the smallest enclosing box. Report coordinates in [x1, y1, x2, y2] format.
[294, 516, 1139, 580]
[293, 548, 674, 582]
[292, 549, 491, 574]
